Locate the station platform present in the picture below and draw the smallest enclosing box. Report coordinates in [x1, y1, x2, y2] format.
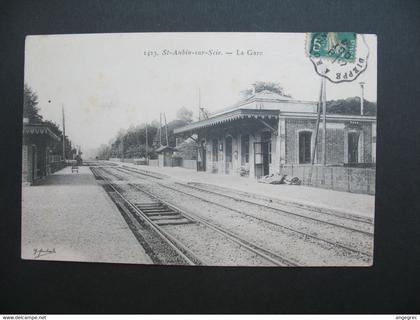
[21, 166, 152, 264]
[114, 161, 375, 219]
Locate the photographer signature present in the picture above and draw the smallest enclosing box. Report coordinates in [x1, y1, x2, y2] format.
[33, 247, 56, 259]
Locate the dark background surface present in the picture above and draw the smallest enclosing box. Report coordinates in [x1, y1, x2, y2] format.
[1, 0, 420, 314]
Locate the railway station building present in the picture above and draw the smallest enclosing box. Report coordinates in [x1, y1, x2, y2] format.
[22, 119, 63, 185]
[174, 91, 377, 182]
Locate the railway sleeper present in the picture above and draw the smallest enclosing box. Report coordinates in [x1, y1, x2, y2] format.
[135, 202, 161, 207]
[149, 215, 184, 221]
[145, 211, 177, 216]
[155, 218, 193, 226]
[140, 208, 173, 213]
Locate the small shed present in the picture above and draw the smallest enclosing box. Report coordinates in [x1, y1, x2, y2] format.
[156, 145, 175, 167]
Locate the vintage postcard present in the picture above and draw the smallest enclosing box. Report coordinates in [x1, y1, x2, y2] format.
[22, 32, 376, 266]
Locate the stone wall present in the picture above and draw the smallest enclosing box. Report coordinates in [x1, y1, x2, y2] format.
[280, 164, 376, 195]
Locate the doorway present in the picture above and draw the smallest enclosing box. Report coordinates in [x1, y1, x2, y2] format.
[198, 140, 206, 171]
[254, 133, 271, 179]
[225, 136, 232, 174]
[348, 132, 359, 163]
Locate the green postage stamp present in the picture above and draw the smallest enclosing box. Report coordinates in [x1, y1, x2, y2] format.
[307, 32, 369, 83]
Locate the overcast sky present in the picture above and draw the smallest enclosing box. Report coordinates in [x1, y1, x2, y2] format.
[25, 33, 377, 151]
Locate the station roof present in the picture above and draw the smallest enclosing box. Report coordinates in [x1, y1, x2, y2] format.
[23, 124, 61, 142]
[211, 91, 317, 116]
[174, 91, 376, 136]
[174, 108, 280, 135]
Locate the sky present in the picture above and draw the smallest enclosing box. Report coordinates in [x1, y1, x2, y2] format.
[24, 32, 377, 152]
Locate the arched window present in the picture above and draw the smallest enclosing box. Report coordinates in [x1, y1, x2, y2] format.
[299, 131, 312, 164]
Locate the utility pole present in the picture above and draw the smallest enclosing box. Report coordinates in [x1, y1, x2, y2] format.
[359, 81, 365, 116]
[322, 78, 327, 166]
[121, 138, 124, 161]
[145, 123, 149, 164]
[159, 113, 162, 146]
[164, 113, 169, 146]
[198, 88, 201, 120]
[62, 105, 66, 161]
[311, 78, 324, 165]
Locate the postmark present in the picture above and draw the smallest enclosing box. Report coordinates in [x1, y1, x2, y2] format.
[307, 32, 369, 83]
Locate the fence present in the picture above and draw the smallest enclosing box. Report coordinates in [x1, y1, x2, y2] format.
[279, 164, 376, 195]
[148, 159, 159, 167]
[179, 159, 197, 170]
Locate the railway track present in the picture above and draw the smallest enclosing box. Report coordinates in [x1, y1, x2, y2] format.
[118, 164, 373, 227]
[92, 166, 299, 266]
[111, 165, 373, 258]
[98, 165, 372, 265]
[91, 167, 200, 265]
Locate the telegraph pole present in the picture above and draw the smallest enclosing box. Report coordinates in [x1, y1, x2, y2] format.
[322, 78, 327, 166]
[159, 113, 162, 146]
[359, 81, 365, 116]
[145, 123, 149, 164]
[164, 113, 169, 146]
[62, 105, 66, 161]
[311, 78, 324, 165]
[198, 88, 201, 120]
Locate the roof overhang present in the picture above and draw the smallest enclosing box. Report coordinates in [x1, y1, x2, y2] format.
[23, 125, 61, 142]
[174, 109, 280, 135]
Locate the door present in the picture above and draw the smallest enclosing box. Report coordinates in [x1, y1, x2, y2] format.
[211, 139, 218, 173]
[225, 136, 232, 174]
[254, 141, 269, 178]
[197, 141, 206, 171]
[261, 132, 271, 176]
[348, 132, 359, 163]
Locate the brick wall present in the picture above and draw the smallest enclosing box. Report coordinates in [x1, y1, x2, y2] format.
[285, 119, 318, 163]
[285, 119, 373, 165]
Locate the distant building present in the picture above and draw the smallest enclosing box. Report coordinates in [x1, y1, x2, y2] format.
[22, 118, 63, 185]
[174, 90, 376, 179]
[156, 145, 175, 167]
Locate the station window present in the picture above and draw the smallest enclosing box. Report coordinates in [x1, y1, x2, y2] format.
[299, 131, 312, 164]
[241, 135, 249, 164]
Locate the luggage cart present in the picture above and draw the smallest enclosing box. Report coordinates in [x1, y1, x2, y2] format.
[70, 160, 79, 173]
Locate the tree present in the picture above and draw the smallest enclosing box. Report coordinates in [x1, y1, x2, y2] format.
[326, 97, 377, 116]
[99, 107, 195, 160]
[175, 139, 197, 160]
[96, 144, 112, 160]
[23, 84, 43, 123]
[176, 107, 193, 123]
[241, 81, 292, 98]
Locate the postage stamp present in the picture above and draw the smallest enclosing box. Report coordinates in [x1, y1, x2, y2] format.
[307, 32, 370, 83]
